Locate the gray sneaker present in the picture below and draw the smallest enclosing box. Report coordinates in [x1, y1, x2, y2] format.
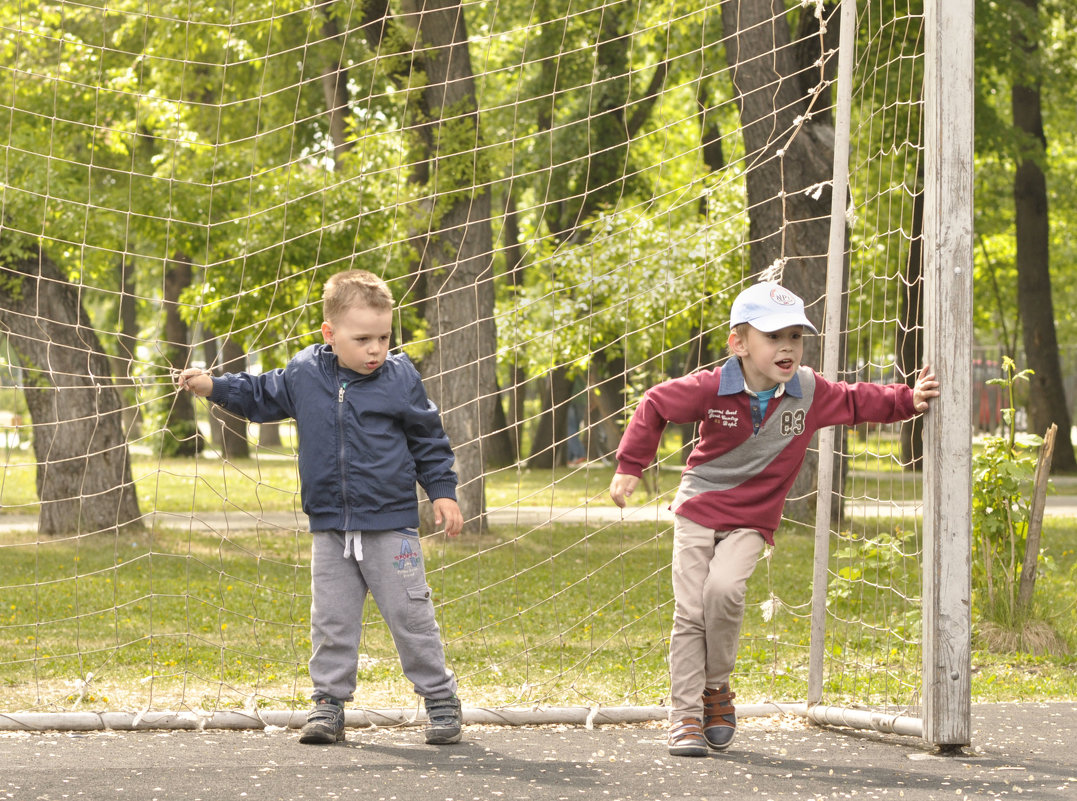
[423, 695, 463, 744]
[299, 697, 345, 744]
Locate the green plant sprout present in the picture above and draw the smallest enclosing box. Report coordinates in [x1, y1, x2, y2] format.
[971, 357, 1065, 655]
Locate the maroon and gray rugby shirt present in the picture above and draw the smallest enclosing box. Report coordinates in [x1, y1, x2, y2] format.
[614, 358, 917, 545]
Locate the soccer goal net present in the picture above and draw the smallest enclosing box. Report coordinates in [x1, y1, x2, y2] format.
[0, 0, 971, 743]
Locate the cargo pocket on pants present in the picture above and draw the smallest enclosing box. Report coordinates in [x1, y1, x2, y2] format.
[406, 584, 437, 633]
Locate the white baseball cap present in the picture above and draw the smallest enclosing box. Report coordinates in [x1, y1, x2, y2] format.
[729, 282, 818, 334]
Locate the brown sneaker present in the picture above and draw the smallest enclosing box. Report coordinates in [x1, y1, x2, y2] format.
[667, 716, 708, 757]
[702, 684, 736, 750]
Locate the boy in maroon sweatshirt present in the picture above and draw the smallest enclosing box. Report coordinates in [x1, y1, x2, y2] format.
[609, 282, 939, 757]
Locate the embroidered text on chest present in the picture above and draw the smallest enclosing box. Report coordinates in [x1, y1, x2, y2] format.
[707, 408, 740, 427]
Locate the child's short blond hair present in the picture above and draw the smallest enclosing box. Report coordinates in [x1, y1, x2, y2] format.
[323, 270, 394, 321]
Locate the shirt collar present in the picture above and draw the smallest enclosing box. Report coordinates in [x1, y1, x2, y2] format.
[717, 357, 802, 398]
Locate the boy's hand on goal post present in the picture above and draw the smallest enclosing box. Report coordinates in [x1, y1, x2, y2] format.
[175, 368, 213, 397]
[609, 473, 640, 508]
[912, 364, 940, 413]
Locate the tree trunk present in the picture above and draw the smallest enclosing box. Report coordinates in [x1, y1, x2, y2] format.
[259, 421, 284, 449]
[587, 358, 627, 462]
[483, 192, 526, 469]
[0, 251, 141, 535]
[697, 80, 727, 175]
[484, 378, 518, 469]
[536, 0, 668, 241]
[721, 0, 835, 322]
[527, 367, 572, 469]
[318, 2, 355, 167]
[114, 255, 143, 438]
[108, 256, 139, 382]
[696, 78, 727, 215]
[204, 335, 251, 460]
[162, 254, 202, 456]
[720, 0, 840, 521]
[1012, 0, 1077, 472]
[397, 0, 498, 532]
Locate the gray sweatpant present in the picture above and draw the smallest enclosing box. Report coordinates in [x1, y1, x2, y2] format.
[308, 529, 457, 703]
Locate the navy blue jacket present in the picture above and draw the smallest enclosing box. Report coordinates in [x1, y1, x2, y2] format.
[208, 344, 458, 533]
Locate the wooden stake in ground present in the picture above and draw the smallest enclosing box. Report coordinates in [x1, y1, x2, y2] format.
[1017, 423, 1057, 614]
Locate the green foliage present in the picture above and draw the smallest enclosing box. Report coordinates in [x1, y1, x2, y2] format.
[2, 0, 984, 420]
[971, 357, 1052, 637]
[505, 185, 746, 396]
[827, 527, 923, 640]
[973, 0, 1077, 349]
[0, 0, 419, 364]
[0, 231, 35, 270]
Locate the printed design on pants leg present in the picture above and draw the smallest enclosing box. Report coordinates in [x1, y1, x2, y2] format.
[394, 529, 422, 578]
[391, 530, 435, 631]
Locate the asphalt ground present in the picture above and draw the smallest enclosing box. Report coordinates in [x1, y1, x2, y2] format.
[2, 703, 1075, 801]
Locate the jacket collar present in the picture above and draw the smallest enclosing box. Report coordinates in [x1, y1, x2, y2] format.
[717, 356, 803, 398]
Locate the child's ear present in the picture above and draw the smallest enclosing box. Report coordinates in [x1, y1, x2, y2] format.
[320, 321, 334, 344]
[728, 329, 748, 357]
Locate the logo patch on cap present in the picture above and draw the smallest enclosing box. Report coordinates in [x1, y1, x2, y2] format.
[769, 286, 798, 307]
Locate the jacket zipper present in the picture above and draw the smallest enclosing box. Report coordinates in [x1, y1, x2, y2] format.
[337, 378, 349, 523]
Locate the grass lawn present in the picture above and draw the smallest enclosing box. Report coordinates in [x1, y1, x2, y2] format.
[1, 441, 1075, 713]
[0, 428, 914, 516]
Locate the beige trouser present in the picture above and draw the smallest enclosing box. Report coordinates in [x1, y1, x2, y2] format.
[668, 515, 765, 722]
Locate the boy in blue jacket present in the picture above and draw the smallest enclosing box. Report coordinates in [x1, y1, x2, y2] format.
[176, 269, 464, 746]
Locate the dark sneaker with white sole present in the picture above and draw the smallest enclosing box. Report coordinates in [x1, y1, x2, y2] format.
[424, 695, 463, 744]
[299, 697, 346, 744]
